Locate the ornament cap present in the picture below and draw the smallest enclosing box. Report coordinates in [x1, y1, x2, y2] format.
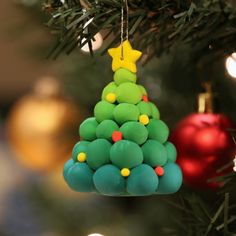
[197, 82, 214, 114]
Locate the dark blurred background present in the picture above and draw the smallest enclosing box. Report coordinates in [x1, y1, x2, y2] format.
[1, 1, 236, 236]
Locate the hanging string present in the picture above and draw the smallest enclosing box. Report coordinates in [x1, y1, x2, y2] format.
[120, 0, 129, 60]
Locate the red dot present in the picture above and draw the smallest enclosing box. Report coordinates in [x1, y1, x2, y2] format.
[155, 166, 164, 176]
[112, 131, 123, 142]
[142, 95, 149, 102]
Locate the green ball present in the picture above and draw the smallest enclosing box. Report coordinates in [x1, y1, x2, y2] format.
[120, 121, 148, 145]
[147, 119, 169, 143]
[138, 85, 147, 95]
[86, 139, 112, 169]
[94, 101, 115, 122]
[65, 162, 95, 192]
[142, 140, 168, 167]
[116, 82, 142, 104]
[114, 68, 137, 85]
[79, 117, 98, 141]
[96, 120, 119, 141]
[63, 159, 74, 181]
[164, 142, 177, 162]
[156, 162, 182, 194]
[93, 164, 125, 195]
[149, 102, 160, 119]
[127, 164, 158, 196]
[113, 103, 140, 124]
[72, 141, 90, 162]
[101, 82, 117, 100]
[110, 140, 143, 169]
[137, 101, 152, 116]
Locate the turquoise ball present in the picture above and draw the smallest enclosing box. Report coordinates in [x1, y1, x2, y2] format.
[142, 140, 168, 167]
[65, 162, 95, 192]
[72, 141, 90, 162]
[94, 101, 115, 122]
[79, 117, 98, 141]
[127, 164, 158, 196]
[149, 102, 160, 119]
[114, 68, 137, 85]
[120, 121, 148, 145]
[96, 120, 119, 141]
[137, 101, 152, 117]
[156, 162, 182, 194]
[110, 140, 143, 168]
[116, 82, 142, 104]
[113, 103, 140, 124]
[147, 119, 169, 143]
[164, 141, 177, 162]
[86, 139, 112, 169]
[101, 82, 117, 100]
[63, 159, 74, 181]
[93, 164, 126, 195]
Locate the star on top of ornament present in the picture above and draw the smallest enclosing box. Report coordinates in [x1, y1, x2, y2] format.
[108, 40, 142, 73]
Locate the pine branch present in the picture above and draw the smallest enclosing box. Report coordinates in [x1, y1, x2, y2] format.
[42, 0, 236, 61]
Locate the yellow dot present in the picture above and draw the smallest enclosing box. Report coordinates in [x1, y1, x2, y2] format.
[77, 152, 86, 162]
[121, 168, 130, 177]
[106, 93, 116, 103]
[139, 114, 149, 125]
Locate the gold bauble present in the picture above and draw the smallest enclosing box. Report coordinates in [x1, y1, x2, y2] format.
[7, 77, 82, 172]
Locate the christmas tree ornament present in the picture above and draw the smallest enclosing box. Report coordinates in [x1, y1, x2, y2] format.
[171, 83, 235, 189]
[7, 77, 81, 172]
[63, 1, 182, 196]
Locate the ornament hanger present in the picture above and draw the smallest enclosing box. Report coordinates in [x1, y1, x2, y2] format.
[120, 0, 129, 60]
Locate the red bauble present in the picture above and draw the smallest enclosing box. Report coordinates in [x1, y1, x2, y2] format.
[171, 113, 235, 189]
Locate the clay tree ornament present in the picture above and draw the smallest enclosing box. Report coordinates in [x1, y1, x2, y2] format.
[63, 40, 183, 196]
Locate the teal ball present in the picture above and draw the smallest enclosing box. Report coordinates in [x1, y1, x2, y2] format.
[63, 159, 74, 181]
[120, 121, 148, 145]
[149, 102, 160, 119]
[164, 142, 177, 162]
[87, 139, 112, 169]
[116, 82, 142, 104]
[156, 162, 182, 194]
[110, 140, 143, 168]
[113, 103, 140, 124]
[93, 164, 125, 195]
[142, 140, 168, 166]
[79, 117, 98, 141]
[127, 164, 158, 196]
[101, 82, 117, 100]
[72, 141, 90, 162]
[65, 162, 95, 192]
[147, 119, 169, 143]
[94, 101, 115, 122]
[96, 120, 119, 141]
[137, 101, 152, 117]
[114, 68, 137, 85]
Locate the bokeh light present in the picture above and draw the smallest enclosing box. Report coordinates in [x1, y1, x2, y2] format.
[226, 52, 236, 78]
[80, 33, 103, 53]
[88, 233, 104, 236]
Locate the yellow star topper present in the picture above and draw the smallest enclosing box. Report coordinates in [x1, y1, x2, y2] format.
[108, 40, 142, 73]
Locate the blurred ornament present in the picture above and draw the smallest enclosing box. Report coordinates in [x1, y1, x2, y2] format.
[7, 77, 82, 172]
[171, 83, 235, 189]
[226, 52, 236, 79]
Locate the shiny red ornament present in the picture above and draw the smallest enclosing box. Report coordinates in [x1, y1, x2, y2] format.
[171, 113, 235, 189]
